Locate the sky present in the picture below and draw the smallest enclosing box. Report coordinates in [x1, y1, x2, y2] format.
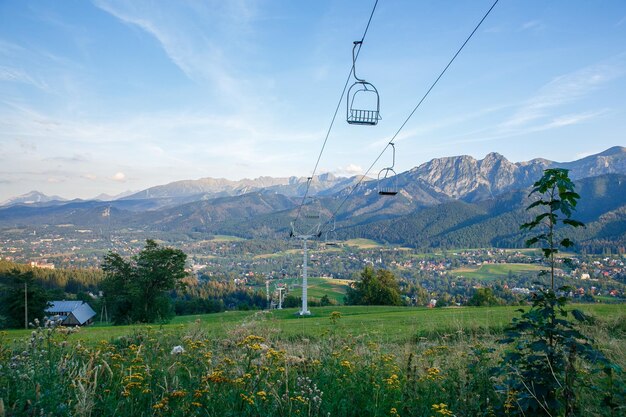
[1, 0, 625, 202]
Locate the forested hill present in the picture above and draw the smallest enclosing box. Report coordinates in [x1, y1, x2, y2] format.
[343, 174, 626, 251]
[0, 259, 103, 292]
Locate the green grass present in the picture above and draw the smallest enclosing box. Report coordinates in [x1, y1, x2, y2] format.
[211, 234, 246, 242]
[451, 262, 546, 280]
[5, 304, 623, 346]
[343, 238, 381, 249]
[284, 277, 351, 304]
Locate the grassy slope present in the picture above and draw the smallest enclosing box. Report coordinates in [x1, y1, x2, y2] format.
[4, 304, 623, 346]
[343, 238, 382, 249]
[284, 277, 352, 304]
[451, 263, 546, 280]
[211, 235, 246, 242]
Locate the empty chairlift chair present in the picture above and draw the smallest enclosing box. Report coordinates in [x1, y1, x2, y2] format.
[292, 195, 323, 237]
[347, 41, 381, 126]
[324, 220, 341, 247]
[378, 143, 399, 196]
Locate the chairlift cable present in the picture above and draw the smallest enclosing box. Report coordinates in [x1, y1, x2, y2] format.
[293, 0, 380, 228]
[321, 0, 500, 233]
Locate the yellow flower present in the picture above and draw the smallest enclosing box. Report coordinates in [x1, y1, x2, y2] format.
[239, 335, 265, 349]
[390, 407, 400, 416]
[240, 393, 255, 405]
[204, 370, 228, 383]
[266, 348, 285, 360]
[423, 367, 443, 381]
[171, 390, 187, 398]
[384, 374, 401, 389]
[257, 390, 268, 401]
[431, 403, 454, 416]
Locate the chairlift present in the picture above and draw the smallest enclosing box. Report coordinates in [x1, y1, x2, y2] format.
[303, 196, 321, 220]
[378, 142, 399, 196]
[347, 41, 381, 126]
[324, 219, 342, 247]
[292, 197, 323, 237]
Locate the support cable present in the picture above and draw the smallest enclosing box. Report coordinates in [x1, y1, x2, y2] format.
[322, 0, 500, 233]
[293, 0, 380, 228]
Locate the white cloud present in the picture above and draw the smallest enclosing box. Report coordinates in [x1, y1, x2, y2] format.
[0, 66, 50, 91]
[500, 59, 625, 131]
[92, 0, 258, 105]
[334, 164, 363, 176]
[111, 172, 126, 182]
[520, 20, 543, 31]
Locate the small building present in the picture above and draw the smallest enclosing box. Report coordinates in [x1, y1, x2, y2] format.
[46, 301, 97, 326]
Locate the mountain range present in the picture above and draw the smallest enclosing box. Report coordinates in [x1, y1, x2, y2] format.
[1, 146, 625, 250]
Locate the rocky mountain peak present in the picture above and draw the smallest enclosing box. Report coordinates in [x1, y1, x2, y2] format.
[597, 146, 626, 157]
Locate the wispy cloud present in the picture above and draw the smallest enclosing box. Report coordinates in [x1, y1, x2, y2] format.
[92, 0, 258, 104]
[520, 20, 544, 31]
[0, 66, 50, 91]
[500, 59, 625, 131]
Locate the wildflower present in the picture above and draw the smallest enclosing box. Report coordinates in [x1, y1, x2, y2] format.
[384, 374, 401, 389]
[152, 398, 169, 410]
[266, 348, 285, 360]
[329, 311, 342, 324]
[423, 367, 443, 381]
[240, 393, 255, 405]
[169, 390, 184, 398]
[291, 395, 308, 404]
[257, 390, 268, 401]
[504, 390, 517, 411]
[431, 403, 454, 416]
[171, 345, 185, 355]
[204, 370, 228, 383]
[381, 353, 395, 363]
[238, 335, 265, 349]
[340, 360, 352, 371]
[390, 407, 399, 416]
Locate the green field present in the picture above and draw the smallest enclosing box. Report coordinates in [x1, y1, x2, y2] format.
[451, 262, 546, 280]
[343, 238, 382, 249]
[211, 234, 247, 242]
[282, 277, 351, 304]
[3, 304, 624, 416]
[4, 304, 623, 346]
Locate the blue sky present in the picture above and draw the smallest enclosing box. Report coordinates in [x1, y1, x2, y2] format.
[1, 0, 625, 201]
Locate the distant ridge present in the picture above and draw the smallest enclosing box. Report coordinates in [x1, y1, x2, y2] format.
[0, 191, 66, 207]
[2, 146, 625, 230]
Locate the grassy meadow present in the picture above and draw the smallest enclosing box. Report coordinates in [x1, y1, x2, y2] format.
[1, 305, 624, 416]
[280, 277, 352, 305]
[451, 263, 546, 280]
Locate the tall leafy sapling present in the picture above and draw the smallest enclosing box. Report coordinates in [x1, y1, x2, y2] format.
[498, 169, 621, 416]
[520, 168, 584, 289]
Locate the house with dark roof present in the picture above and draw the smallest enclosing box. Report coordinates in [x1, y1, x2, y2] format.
[46, 301, 97, 326]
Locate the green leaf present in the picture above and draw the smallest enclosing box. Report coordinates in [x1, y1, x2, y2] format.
[563, 219, 585, 228]
[571, 309, 590, 323]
